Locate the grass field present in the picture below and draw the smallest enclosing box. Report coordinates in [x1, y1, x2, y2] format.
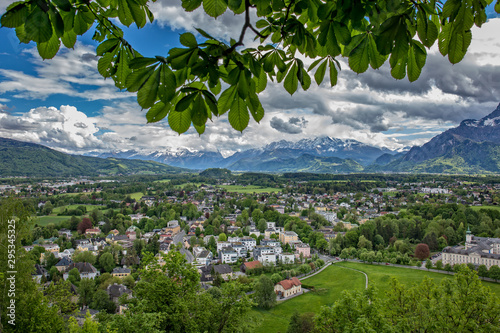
[219, 185, 281, 193]
[34, 215, 72, 226]
[173, 182, 205, 189]
[127, 192, 144, 200]
[470, 205, 500, 212]
[52, 204, 106, 214]
[154, 179, 171, 183]
[250, 262, 500, 333]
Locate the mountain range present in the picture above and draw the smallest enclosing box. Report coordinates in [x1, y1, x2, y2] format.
[86, 136, 398, 172]
[3, 103, 500, 176]
[0, 138, 186, 177]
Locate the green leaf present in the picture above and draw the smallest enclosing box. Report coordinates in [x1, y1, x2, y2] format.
[228, 97, 249, 132]
[159, 65, 177, 104]
[283, 63, 298, 95]
[218, 86, 236, 115]
[228, 0, 242, 11]
[348, 35, 369, 74]
[98, 52, 114, 77]
[255, 19, 268, 29]
[146, 102, 171, 123]
[182, 0, 203, 11]
[126, 66, 156, 92]
[175, 93, 197, 112]
[203, 0, 228, 18]
[1, 2, 28, 28]
[48, 9, 64, 38]
[137, 69, 160, 109]
[25, 8, 53, 43]
[367, 34, 387, 70]
[180, 32, 198, 48]
[314, 60, 327, 85]
[191, 94, 208, 127]
[237, 72, 249, 99]
[495, 0, 500, 14]
[246, 93, 264, 123]
[168, 109, 192, 134]
[448, 31, 469, 64]
[15, 25, 30, 44]
[114, 50, 131, 89]
[407, 46, 421, 82]
[60, 29, 76, 48]
[129, 0, 147, 28]
[37, 29, 61, 59]
[96, 38, 120, 56]
[193, 123, 205, 135]
[391, 57, 407, 80]
[329, 59, 338, 87]
[117, 0, 134, 27]
[73, 10, 90, 35]
[438, 23, 452, 56]
[53, 0, 72, 11]
[255, 69, 267, 93]
[129, 57, 158, 69]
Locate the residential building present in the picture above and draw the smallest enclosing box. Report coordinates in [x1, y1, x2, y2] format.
[55, 257, 73, 272]
[63, 262, 99, 280]
[111, 267, 131, 277]
[274, 277, 302, 299]
[280, 231, 299, 244]
[279, 253, 295, 264]
[295, 243, 311, 259]
[220, 247, 238, 264]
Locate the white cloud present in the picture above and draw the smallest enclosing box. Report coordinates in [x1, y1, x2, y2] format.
[0, 105, 103, 152]
[0, 44, 133, 101]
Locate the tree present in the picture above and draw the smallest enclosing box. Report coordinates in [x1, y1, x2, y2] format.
[3, 0, 495, 135]
[357, 235, 373, 251]
[271, 273, 283, 285]
[90, 289, 117, 314]
[489, 265, 500, 281]
[254, 275, 276, 309]
[77, 217, 93, 234]
[414, 243, 430, 261]
[478, 264, 489, 278]
[78, 278, 95, 309]
[287, 311, 315, 333]
[425, 259, 433, 270]
[444, 263, 453, 272]
[435, 260, 443, 270]
[99, 252, 116, 273]
[44, 280, 78, 314]
[73, 251, 97, 265]
[44, 252, 59, 270]
[68, 267, 81, 286]
[218, 233, 227, 242]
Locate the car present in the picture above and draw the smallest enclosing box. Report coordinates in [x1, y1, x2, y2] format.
[335, 257, 340, 260]
[385, 262, 390, 265]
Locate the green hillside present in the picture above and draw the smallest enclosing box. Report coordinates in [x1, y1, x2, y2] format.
[0, 137, 187, 177]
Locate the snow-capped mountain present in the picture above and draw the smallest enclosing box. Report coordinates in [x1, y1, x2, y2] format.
[88, 136, 398, 171]
[86, 149, 226, 169]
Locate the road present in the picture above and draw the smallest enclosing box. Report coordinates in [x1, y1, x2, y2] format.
[172, 230, 194, 264]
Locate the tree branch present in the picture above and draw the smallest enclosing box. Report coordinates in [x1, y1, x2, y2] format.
[224, 0, 265, 55]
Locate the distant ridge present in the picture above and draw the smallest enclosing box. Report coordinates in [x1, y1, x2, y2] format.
[371, 103, 500, 174]
[0, 137, 187, 177]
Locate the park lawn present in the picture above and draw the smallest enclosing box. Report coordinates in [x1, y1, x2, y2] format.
[470, 205, 500, 212]
[173, 182, 205, 189]
[250, 262, 500, 332]
[154, 178, 171, 183]
[337, 262, 500, 297]
[34, 215, 72, 226]
[127, 192, 144, 200]
[52, 204, 106, 214]
[250, 265, 365, 333]
[219, 185, 281, 193]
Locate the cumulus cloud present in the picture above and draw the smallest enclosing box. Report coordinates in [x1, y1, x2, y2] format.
[270, 116, 308, 134]
[0, 44, 133, 101]
[0, 105, 104, 152]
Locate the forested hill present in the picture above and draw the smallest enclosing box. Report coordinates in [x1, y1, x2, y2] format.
[0, 137, 187, 177]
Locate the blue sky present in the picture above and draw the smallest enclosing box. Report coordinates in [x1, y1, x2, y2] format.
[0, 1, 500, 156]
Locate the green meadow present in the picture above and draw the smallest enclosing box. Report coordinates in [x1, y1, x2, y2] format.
[250, 262, 500, 333]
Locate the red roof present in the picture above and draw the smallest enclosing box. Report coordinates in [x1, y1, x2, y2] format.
[243, 260, 263, 269]
[278, 277, 301, 290]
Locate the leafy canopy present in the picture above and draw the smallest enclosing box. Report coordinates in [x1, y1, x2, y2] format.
[2, 0, 499, 134]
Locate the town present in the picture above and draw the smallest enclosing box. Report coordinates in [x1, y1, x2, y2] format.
[3, 171, 500, 331]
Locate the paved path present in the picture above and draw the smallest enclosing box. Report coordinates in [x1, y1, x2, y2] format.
[336, 265, 369, 289]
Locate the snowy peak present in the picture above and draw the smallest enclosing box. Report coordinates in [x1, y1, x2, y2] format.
[461, 103, 500, 128]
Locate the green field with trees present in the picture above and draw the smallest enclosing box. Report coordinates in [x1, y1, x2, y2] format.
[251, 262, 500, 333]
